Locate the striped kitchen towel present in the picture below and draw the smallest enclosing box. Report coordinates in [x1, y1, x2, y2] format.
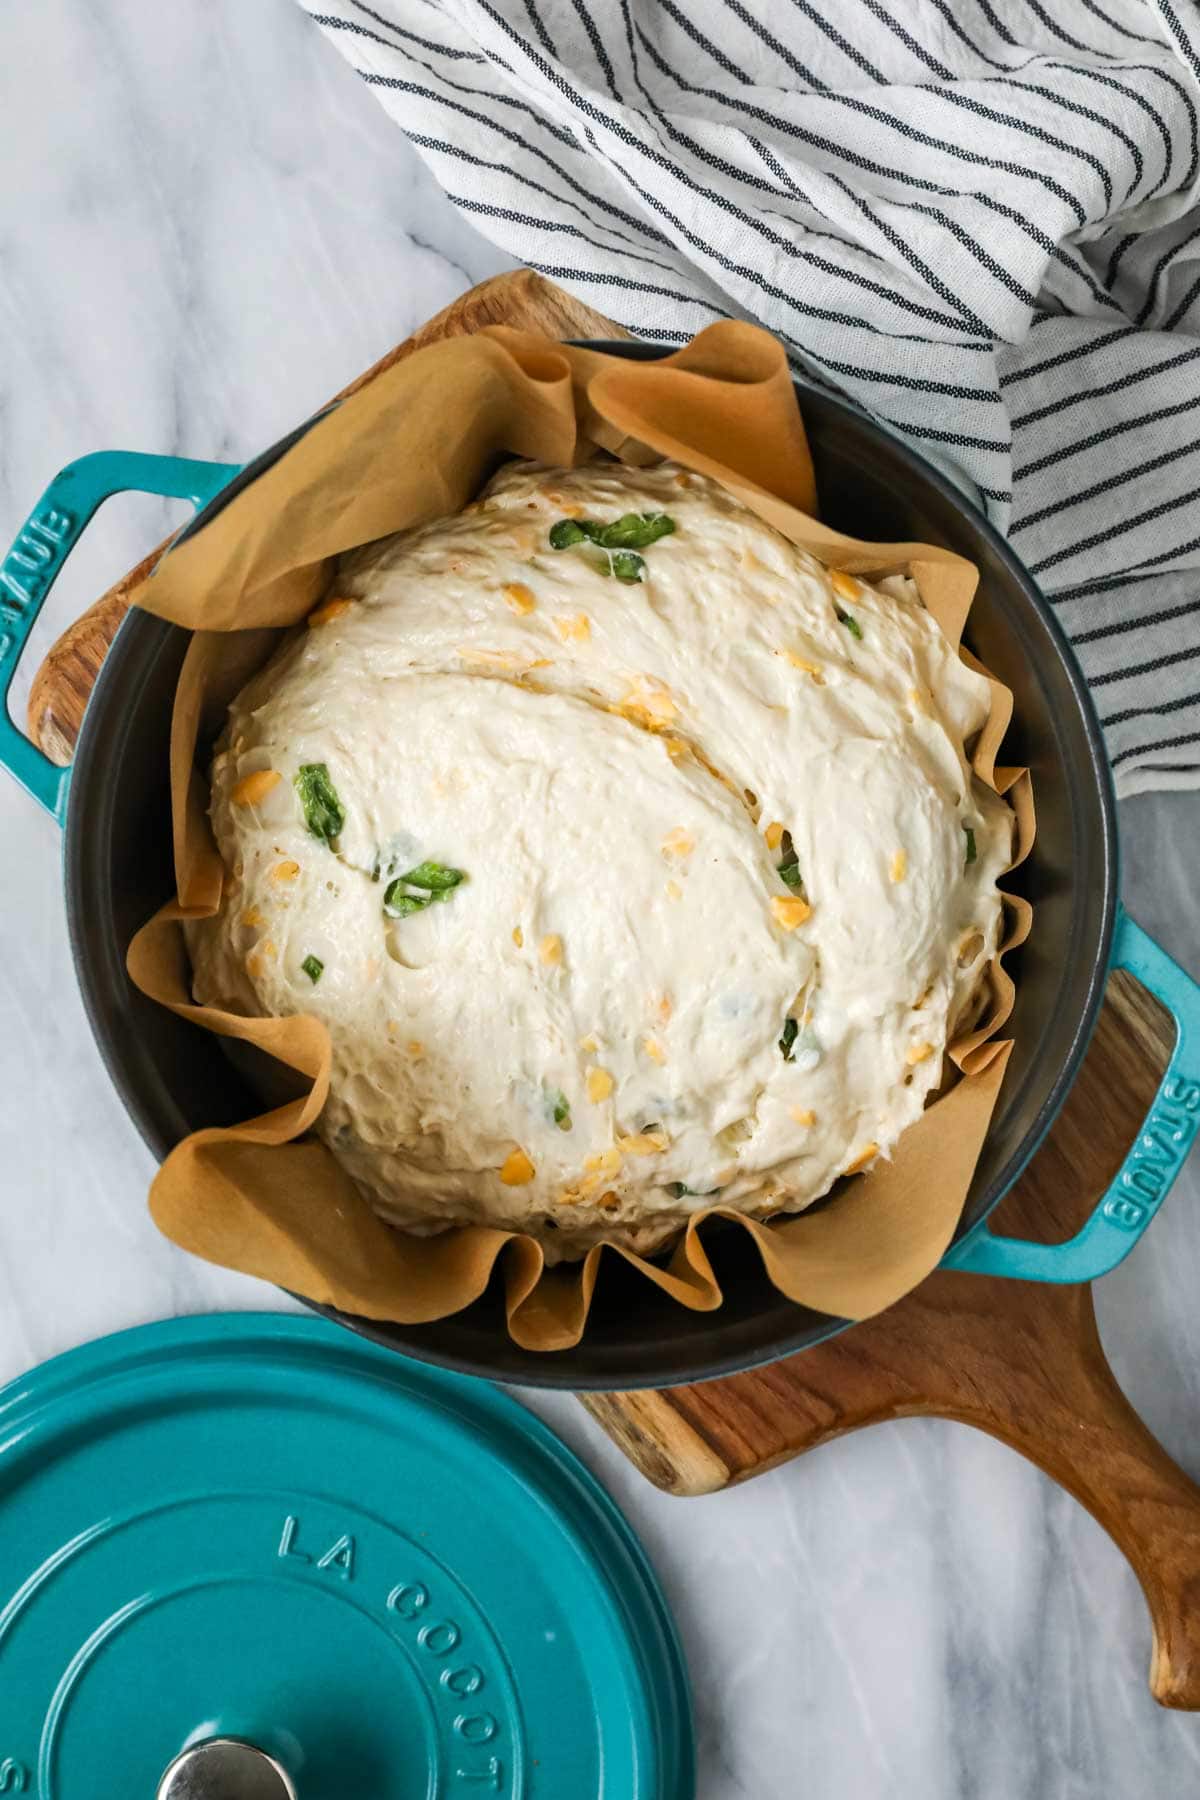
[302, 0, 1200, 795]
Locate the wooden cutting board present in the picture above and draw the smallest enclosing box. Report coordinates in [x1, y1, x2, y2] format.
[27, 270, 1200, 1709]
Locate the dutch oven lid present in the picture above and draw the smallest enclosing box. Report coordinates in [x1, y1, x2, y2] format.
[0, 1314, 693, 1798]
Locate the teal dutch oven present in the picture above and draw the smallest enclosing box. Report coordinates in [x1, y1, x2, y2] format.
[2, 345, 1198, 1388]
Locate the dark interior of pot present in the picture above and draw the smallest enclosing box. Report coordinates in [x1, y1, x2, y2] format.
[65, 350, 1117, 1389]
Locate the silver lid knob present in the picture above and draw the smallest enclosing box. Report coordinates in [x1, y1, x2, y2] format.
[157, 1738, 297, 1800]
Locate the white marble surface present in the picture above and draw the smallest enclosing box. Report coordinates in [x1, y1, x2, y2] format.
[1, 4, 1200, 1795]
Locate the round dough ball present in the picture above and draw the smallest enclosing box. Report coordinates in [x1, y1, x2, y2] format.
[188, 458, 1011, 1261]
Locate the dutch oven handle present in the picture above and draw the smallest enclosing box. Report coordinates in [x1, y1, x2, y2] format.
[0, 449, 240, 821]
[943, 907, 1200, 1283]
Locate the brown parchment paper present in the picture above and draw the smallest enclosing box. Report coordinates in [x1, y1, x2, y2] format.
[125, 321, 1034, 1352]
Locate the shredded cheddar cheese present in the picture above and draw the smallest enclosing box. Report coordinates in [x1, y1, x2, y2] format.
[499, 1148, 535, 1186]
[770, 895, 812, 930]
[626, 675, 676, 723]
[618, 1132, 666, 1156]
[661, 827, 695, 860]
[307, 597, 355, 628]
[584, 1147, 622, 1176]
[231, 770, 281, 807]
[456, 646, 522, 669]
[586, 1067, 614, 1104]
[958, 930, 985, 966]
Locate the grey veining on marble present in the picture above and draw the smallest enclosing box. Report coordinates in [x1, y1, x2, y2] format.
[1, 5, 1199, 1796]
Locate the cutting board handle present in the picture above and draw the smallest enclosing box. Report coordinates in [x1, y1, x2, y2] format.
[964, 1312, 1200, 1707]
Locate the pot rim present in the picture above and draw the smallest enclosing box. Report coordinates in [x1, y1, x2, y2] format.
[63, 340, 1119, 1388]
